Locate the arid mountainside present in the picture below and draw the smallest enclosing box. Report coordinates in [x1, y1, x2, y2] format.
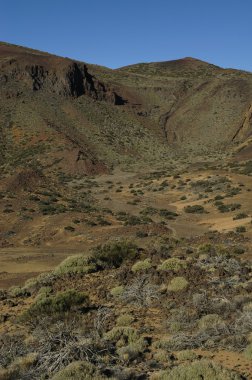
[1, 42, 252, 178]
[117, 58, 252, 145]
[1, 42, 252, 379]
[0, 41, 252, 249]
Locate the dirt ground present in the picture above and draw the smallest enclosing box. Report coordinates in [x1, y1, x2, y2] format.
[0, 165, 251, 289]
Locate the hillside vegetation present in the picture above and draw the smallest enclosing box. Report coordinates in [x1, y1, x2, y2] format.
[0, 42, 252, 379]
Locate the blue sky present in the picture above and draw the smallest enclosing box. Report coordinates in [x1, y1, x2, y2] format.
[1, 0, 252, 71]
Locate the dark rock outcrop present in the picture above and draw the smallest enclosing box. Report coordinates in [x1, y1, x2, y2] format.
[0, 52, 125, 104]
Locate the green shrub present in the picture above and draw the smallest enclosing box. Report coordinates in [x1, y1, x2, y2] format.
[198, 314, 224, 331]
[169, 321, 183, 333]
[217, 204, 229, 212]
[54, 254, 98, 276]
[243, 302, 252, 312]
[153, 349, 170, 363]
[131, 259, 151, 272]
[0, 353, 37, 380]
[36, 286, 53, 298]
[51, 360, 107, 380]
[236, 226, 246, 233]
[157, 359, 241, 379]
[64, 226, 75, 232]
[233, 246, 245, 255]
[104, 326, 139, 344]
[116, 314, 134, 326]
[215, 195, 224, 200]
[23, 290, 88, 318]
[140, 206, 158, 216]
[124, 215, 151, 225]
[198, 243, 214, 254]
[184, 205, 205, 214]
[215, 200, 224, 206]
[8, 286, 29, 298]
[24, 272, 56, 292]
[241, 160, 252, 175]
[117, 337, 147, 362]
[136, 230, 148, 238]
[158, 258, 187, 271]
[110, 285, 124, 297]
[233, 213, 248, 220]
[243, 343, 252, 359]
[176, 350, 198, 361]
[40, 204, 66, 215]
[93, 241, 138, 268]
[167, 277, 188, 292]
[159, 209, 178, 219]
[218, 203, 241, 213]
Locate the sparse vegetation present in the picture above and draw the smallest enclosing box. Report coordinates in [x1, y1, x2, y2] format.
[157, 360, 242, 379]
[93, 241, 138, 268]
[184, 205, 205, 213]
[158, 258, 187, 271]
[22, 290, 88, 319]
[131, 258, 152, 272]
[0, 42, 252, 379]
[167, 276, 188, 292]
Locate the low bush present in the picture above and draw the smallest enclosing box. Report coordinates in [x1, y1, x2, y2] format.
[51, 360, 107, 380]
[176, 350, 198, 361]
[24, 272, 56, 293]
[198, 243, 215, 255]
[158, 258, 187, 271]
[159, 209, 178, 219]
[54, 255, 98, 276]
[157, 359, 241, 379]
[233, 213, 248, 220]
[217, 203, 241, 213]
[243, 343, 252, 359]
[198, 314, 224, 331]
[0, 353, 37, 380]
[117, 337, 147, 362]
[184, 205, 205, 214]
[104, 326, 139, 344]
[167, 276, 188, 292]
[153, 349, 171, 363]
[64, 226, 75, 232]
[93, 241, 138, 268]
[124, 215, 152, 226]
[22, 290, 88, 318]
[136, 230, 148, 238]
[131, 259, 151, 272]
[0, 334, 28, 368]
[236, 226, 246, 233]
[116, 314, 134, 327]
[110, 286, 124, 298]
[8, 286, 29, 298]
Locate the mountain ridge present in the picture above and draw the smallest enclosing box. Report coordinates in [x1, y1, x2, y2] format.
[2, 40, 252, 74]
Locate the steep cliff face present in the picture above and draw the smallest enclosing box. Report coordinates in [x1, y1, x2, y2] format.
[0, 43, 124, 104]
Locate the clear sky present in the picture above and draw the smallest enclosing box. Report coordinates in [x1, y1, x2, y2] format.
[1, 0, 252, 71]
